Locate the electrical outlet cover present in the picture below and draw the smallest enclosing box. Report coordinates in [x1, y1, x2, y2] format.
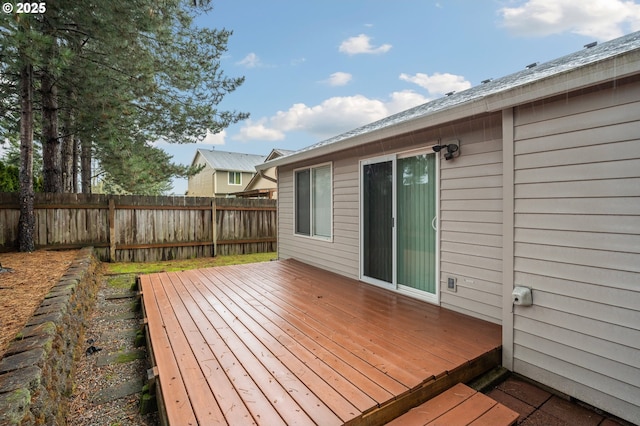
[447, 277, 457, 292]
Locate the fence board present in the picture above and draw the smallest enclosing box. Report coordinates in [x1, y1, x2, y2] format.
[0, 193, 276, 261]
[214, 198, 277, 255]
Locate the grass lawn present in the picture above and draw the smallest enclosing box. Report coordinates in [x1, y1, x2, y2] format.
[104, 252, 277, 275]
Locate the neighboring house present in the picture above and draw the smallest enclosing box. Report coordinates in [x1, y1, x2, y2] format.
[234, 149, 294, 199]
[187, 149, 266, 197]
[257, 32, 640, 424]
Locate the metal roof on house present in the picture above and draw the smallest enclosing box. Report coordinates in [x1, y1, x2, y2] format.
[264, 148, 296, 162]
[260, 31, 640, 170]
[195, 149, 267, 172]
[271, 148, 295, 158]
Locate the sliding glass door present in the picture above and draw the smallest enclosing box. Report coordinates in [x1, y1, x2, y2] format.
[361, 150, 438, 301]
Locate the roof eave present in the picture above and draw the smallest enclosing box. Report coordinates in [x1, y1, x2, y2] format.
[256, 99, 489, 171]
[485, 48, 640, 111]
[258, 48, 640, 171]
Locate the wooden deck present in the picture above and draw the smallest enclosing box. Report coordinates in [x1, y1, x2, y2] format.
[139, 259, 502, 425]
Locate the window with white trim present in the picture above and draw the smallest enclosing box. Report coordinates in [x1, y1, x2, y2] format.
[228, 171, 242, 185]
[295, 163, 332, 239]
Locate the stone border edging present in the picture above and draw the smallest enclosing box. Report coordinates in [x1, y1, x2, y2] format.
[0, 247, 99, 426]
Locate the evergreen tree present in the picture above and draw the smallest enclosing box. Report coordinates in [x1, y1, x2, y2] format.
[59, 0, 247, 193]
[2, 0, 247, 196]
[0, 136, 44, 190]
[18, 61, 35, 251]
[0, 11, 45, 251]
[0, 161, 19, 192]
[1, 0, 247, 250]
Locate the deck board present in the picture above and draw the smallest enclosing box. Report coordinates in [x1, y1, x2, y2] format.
[216, 267, 407, 400]
[140, 259, 502, 425]
[214, 266, 431, 387]
[143, 274, 199, 426]
[161, 272, 267, 425]
[171, 270, 336, 425]
[228, 263, 453, 378]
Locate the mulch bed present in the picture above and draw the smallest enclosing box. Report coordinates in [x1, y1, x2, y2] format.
[0, 249, 78, 360]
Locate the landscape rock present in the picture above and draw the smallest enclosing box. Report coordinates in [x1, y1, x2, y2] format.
[0, 366, 42, 393]
[0, 349, 46, 375]
[3, 336, 52, 358]
[0, 388, 32, 425]
[0, 247, 99, 425]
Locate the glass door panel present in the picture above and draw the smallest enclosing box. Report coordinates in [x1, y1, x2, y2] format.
[397, 154, 436, 294]
[362, 160, 393, 283]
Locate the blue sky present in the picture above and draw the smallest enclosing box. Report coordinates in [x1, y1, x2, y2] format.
[162, 0, 640, 194]
[11, 0, 639, 195]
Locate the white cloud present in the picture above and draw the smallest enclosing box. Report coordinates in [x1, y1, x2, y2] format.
[153, 129, 226, 146]
[339, 34, 392, 55]
[499, 0, 640, 40]
[233, 91, 428, 142]
[275, 96, 388, 136]
[233, 119, 285, 141]
[325, 72, 353, 86]
[399, 72, 472, 96]
[385, 90, 430, 115]
[202, 129, 226, 145]
[237, 52, 263, 68]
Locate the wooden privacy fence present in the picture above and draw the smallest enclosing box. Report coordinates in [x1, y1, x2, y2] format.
[0, 193, 276, 261]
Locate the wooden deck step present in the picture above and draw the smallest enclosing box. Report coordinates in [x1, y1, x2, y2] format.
[386, 383, 519, 426]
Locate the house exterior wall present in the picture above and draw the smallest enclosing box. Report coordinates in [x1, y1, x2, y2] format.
[277, 113, 504, 323]
[439, 115, 503, 324]
[187, 154, 214, 196]
[187, 152, 262, 197]
[510, 78, 640, 423]
[278, 152, 363, 279]
[214, 171, 255, 196]
[273, 64, 640, 424]
[245, 167, 279, 198]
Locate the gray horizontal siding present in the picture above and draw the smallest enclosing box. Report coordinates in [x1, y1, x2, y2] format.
[277, 158, 360, 279]
[512, 79, 640, 423]
[439, 117, 503, 324]
[514, 359, 640, 423]
[514, 335, 639, 406]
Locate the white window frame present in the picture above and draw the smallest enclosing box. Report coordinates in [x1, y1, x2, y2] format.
[228, 171, 242, 186]
[293, 162, 333, 241]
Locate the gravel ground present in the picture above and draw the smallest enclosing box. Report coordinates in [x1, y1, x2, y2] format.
[66, 273, 159, 426]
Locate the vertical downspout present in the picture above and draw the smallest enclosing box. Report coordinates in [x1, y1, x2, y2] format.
[502, 108, 515, 370]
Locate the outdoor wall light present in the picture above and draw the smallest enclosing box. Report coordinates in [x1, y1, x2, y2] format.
[432, 140, 460, 160]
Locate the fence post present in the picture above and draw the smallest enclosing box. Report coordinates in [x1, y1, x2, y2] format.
[212, 198, 217, 257]
[109, 198, 116, 261]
